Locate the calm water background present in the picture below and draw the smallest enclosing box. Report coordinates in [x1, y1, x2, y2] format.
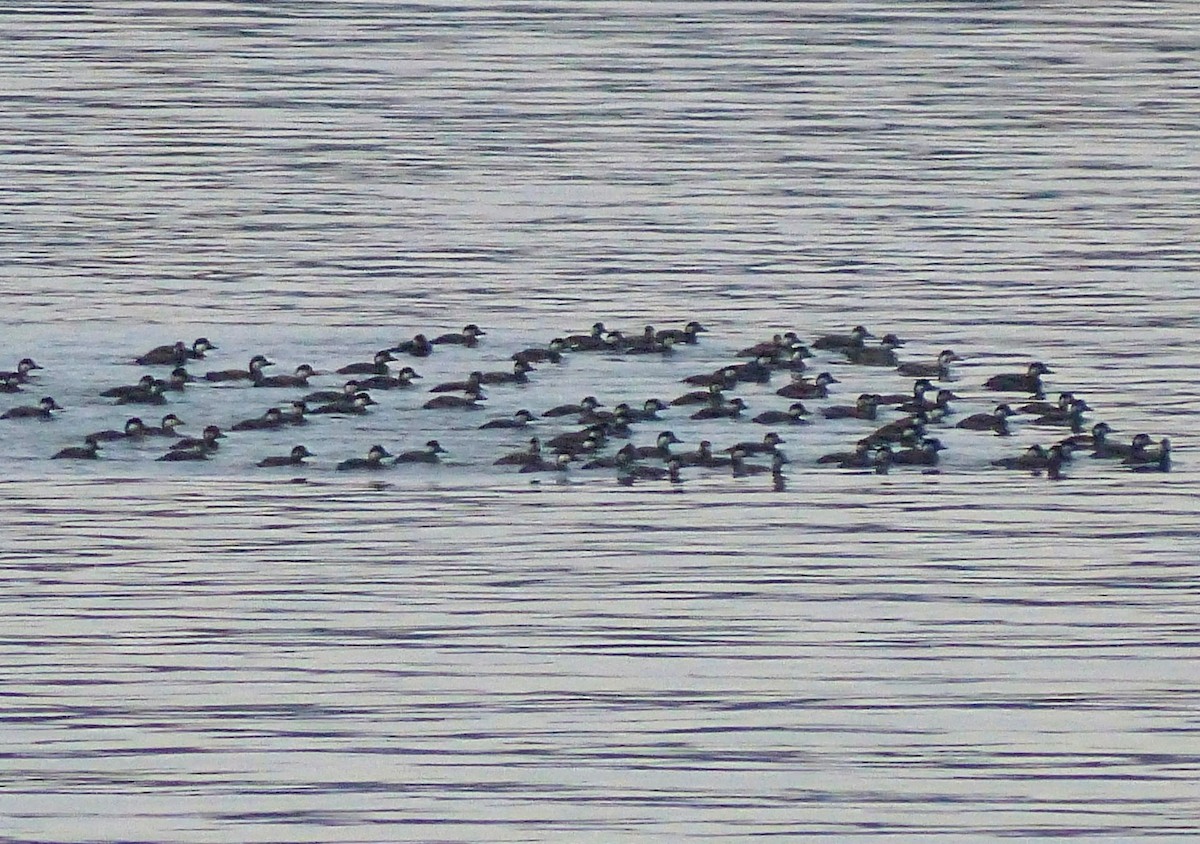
[2, 2, 1199, 840]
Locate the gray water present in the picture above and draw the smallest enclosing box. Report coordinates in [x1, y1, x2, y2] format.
[2, 2, 1199, 841]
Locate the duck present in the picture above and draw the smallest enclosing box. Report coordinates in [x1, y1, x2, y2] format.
[253, 364, 318, 388]
[479, 359, 535, 385]
[615, 448, 673, 482]
[581, 443, 639, 469]
[311, 392, 377, 415]
[671, 383, 726, 407]
[775, 372, 838, 400]
[479, 409, 536, 430]
[751, 402, 810, 425]
[844, 335, 903, 366]
[336, 350, 395, 376]
[336, 444, 393, 471]
[519, 452, 573, 474]
[728, 354, 775, 384]
[897, 349, 961, 380]
[725, 431, 785, 457]
[358, 366, 422, 390]
[1091, 432, 1153, 461]
[422, 389, 485, 410]
[817, 441, 872, 466]
[0, 358, 43, 384]
[991, 444, 1050, 470]
[690, 397, 747, 420]
[983, 361, 1052, 395]
[1126, 438, 1171, 473]
[1016, 392, 1076, 416]
[495, 437, 542, 467]
[563, 322, 609, 351]
[231, 407, 287, 431]
[655, 321, 706, 345]
[546, 425, 606, 455]
[877, 379, 935, 406]
[431, 324, 486, 347]
[257, 445, 313, 468]
[0, 374, 22, 394]
[677, 440, 731, 469]
[114, 379, 168, 406]
[737, 331, 804, 358]
[859, 413, 927, 448]
[136, 338, 216, 366]
[955, 404, 1015, 435]
[625, 329, 675, 355]
[633, 431, 682, 460]
[892, 437, 946, 466]
[429, 371, 484, 394]
[205, 354, 273, 382]
[731, 449, 788, 478]
[302, 380, 359, 404]
[87, 416, 148, 442]
[52, 437, 101, 460]
[157, 446, 211, 462]
[543, 396, 601, 418]
[1031, 398, 1089, 433]
[162, 367, 194, 392]
[624, 398, 669, 422]
[144, 413, 185, 437]
[281, 401, 308, 425]
[1059, 421, 1114, 450]
[100, 374, 157, 400]
[394, 440, 448, 465]
[821, 393, 879, 421]
[682, 366, 739, 388]
[812, 325, 872, 351]
[2, 396, 62, 420]
[899, 388, 957, 418]
[168, 425, 224, 453]
[390, 334, 433, 358]
[512, 338, 566, 365]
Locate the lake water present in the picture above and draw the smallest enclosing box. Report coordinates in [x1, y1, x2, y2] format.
[1, 2, 1198, 841]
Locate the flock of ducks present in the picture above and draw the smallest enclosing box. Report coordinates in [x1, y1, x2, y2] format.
[1, 320, 1172, 483]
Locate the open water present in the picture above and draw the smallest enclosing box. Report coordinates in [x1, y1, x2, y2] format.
[1, 2, 1199, 841]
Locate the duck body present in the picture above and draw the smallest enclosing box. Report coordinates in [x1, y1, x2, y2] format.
[752, 403, 809, 425]
[394, 440, 448, 465]
[776, 372, 838, 400]
[257, 445, 313, 468]
[390, 334, 433, 358]
[358, 367, 421, 390]
[205, 355, 273, 382]
[955, 404, 1015, 434]
[311, 393, 377, 415]
[336, 445, 392, 471]
[983, 362, 1052, 395]
[2, 396, 62, 420]
[53, 438, 101, 460]
[896, 350, 961, 379]
[169, 426, 224, 452]
[480, 409, 536, 430]
[231, 407, 287, 432]
[337, 351, 395, 376]
[431, 324, 485, 346]
[253, 364, 317, 388]
[690, 397, 747, 421]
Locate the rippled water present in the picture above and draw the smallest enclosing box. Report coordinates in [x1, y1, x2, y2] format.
[2, 2, 1199, 840]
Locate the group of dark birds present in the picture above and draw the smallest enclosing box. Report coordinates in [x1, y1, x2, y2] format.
[1, 320, 1171, 483]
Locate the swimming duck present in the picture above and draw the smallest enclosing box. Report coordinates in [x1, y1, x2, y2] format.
[615, 448, 673, 482]
[581, 442, 639, 469]
[512, 338, 566, 365]
[728, 354, 775, 384]
[422, 389, 485, 410]
[775, 372, 838, 400]
[737, 332, 804, 358]
[157, 446, 210, 462]
[169, 425, 224, 453]
[390, 334, 433, 358]
[519, 452, 573, 474]
[136, 338, 215, 367]
[844, 335, 903, 366]
[821, 393, 879, 421]
[543, 396, 601, 418]
[302, 380, 359, 404]
[671, 383, 726, 407]
[0, 358, 43, 384]
[1126, 438, 1171, 473]
[162, 367, 193, 392]
[0, 374, 21, 394]
[899, 388, 957, 418]
[52, 437, 101, 460]
[358, 366, 421, 390]
[812, 325, 873, 351]
[2, 396, 62, 420]
[991, 444, 1050, 470]
[100, 374, 156, 400]
[983, 361, 1052, 395]
[633, 431, 682, 460]
[479, 359, 535, 384]
[655, 321, 706, 345]
[676, 440, 729, 468]
[892, 437, 946, 466]
[429, 371, 484, 394]
[751, 402, 810, 425]
[336, 444, 393, 471]
[495, 437, 542, 467]
[1031, 398, 1090, 433]
[859, 413, 927, 448]
[955, 404, 1015, 435]
[690, 397, 748, 420]
[877, 379, 935, 406]
[231, 407, 287, 431]
[394, 440, 448, 465]
[114, 379, 168, 406]
[205, 355, 273, 382]
[682, 366, 739, 389]
[87, 416, 147, 442]
[431, 324, 486, 347]
[144, 413, 184, 437]
[731, 449, 788, 478]
[624, 398, 668, 422]
[257, 445, 313, 468]
[336, 350, 395, 376]
[817, 441, 872, 466]
[725, 431, 786, 457]
[479, 409, 536, 430]
[563, 322, 609, 351]
[1058, 421, 1114, 450]
[253, 364, 318, 388]
[311, 392, 377, 415]
[897, 349, 961, 380]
